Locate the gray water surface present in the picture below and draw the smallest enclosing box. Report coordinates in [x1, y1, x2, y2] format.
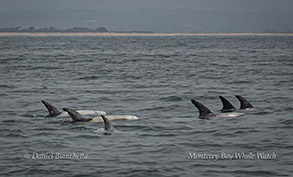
[0, 35, 292, 176]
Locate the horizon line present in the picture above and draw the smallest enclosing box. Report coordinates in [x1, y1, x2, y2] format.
[1, 32, 293, 37]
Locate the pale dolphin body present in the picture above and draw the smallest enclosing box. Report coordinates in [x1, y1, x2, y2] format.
[62, 107, 139, 122]
[191, 99, 244, 119]
[63, 108, 116, 134]
[42, 100, 106, 117]
[90, 115, 139, 122]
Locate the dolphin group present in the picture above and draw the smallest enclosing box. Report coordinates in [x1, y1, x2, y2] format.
[219, 95, 254, 113]
[42, 95, 254, 121]
[40, 94, 255, 134]
[191, 95, 254, 119]
[41, 100, 138, 134]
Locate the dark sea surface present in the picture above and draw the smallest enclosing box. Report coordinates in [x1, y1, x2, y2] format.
[0, 35, 292, 177]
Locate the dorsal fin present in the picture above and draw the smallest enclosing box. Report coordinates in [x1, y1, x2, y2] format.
[235, 95, 254, 109]
[191, 99, 215, 119]
[41, 100, 62, 117]
[101, 115, 115, 133]
[63, 108, 92, 122]
[219, 96, 236, 112]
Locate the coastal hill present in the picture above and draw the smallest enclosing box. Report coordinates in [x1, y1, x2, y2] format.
[0, 26, 109, 33]
[0, 26, 156, 33]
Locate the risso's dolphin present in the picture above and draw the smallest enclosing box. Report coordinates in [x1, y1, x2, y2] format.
[191, 99, 243, 119]
[101, 115, 116, 134]
[62, 108, 139, 122]
[63, 108, 116, 134]
[63, 108, 93, 122]
[41, 100, 106, 117]
[235, 95, 254, 109]
[219, 96, 236, 113]
[191, 99, 216, 119]
[42, 100, 62, 117]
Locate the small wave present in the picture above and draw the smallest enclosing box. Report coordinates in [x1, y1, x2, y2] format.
[277, 119, 293, 125]
[23, 168, 70, 176]
[206, 169, 288, 176]
[3, 133, 27, 138]
[266, 118, 293, 129]
[33, 127, 59, 131]
[30, 66, 61, 70]
[159, 95, 183, 102]
[1, 119, 32, 124]
[74, 134, 101, 139]
[0, 84, 16, 89]
[68, 125, 94, 131]
[225, 80, 255, 84]
[32, 132, 54, 136]
[0, 128, 24, 133]
[76, 75, 99, 80]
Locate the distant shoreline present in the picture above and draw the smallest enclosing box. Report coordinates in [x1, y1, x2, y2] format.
[1, 32, 293, 37]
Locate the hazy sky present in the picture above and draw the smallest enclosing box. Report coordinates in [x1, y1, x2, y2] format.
[1, 0, 292, 32]
[1, 0, 293, 12]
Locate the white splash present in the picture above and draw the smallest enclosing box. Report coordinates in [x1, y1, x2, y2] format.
[219, 112, 245, 117]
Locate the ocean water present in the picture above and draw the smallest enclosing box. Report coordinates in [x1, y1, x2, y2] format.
[0, 35, 292, 176]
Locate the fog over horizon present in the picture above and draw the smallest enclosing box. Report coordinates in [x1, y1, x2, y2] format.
[1, 0, 293, 32]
